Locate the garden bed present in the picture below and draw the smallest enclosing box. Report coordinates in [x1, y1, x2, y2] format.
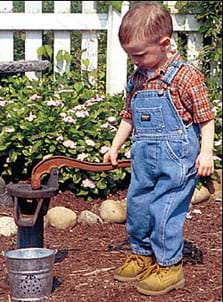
[0, 189, 222, 302]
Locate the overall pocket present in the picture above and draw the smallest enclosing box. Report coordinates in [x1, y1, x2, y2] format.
[165, 140, 185, 163]
[134, 107, 165, 133]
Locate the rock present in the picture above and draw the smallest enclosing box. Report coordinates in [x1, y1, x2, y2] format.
[0, 177, 14, 208]
[0, 60, 50, 73]
[0, 192, 14, 208]
[191, 186, 211, 204]
[99, 199, 127, 223]
[192, 209, 202, 214]
[0, 177, 5, 194]
[119, 198, 127, 210]
[212, 169, 222, 201]
[0, 216, 17, 236]
[46, 206, 77, 230]
[78, 210, 103, 225]
[213, 190, 222, 202]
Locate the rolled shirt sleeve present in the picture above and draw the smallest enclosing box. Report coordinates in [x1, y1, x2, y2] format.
[178, 65, 214, 124]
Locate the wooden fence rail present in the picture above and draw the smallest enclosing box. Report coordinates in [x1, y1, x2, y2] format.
[0, 1, 202, 94]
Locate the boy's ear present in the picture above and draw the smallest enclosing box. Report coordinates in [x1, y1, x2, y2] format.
[160, 37, 171, 49]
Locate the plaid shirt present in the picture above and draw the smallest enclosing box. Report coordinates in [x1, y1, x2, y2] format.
[121, 52, 214, 125]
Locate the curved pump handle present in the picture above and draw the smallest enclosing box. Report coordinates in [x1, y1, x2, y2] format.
[31, 156, 131, 190]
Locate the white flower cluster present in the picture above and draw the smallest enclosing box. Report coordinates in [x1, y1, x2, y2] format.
[29, 94, 41, 101]
[69, 105, 89, 118]
[46, 100, 64, 107]
[77, 153, 88, 161]
[63, 140, 77, 149]
[85, 95, 104, 107]
[60, 113, 76, 124]
[85, 139, 95, 147]
[25, 112, 36, 122]
[82, 178, 96, 189]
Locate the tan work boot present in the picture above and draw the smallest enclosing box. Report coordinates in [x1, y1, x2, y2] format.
[136, 263, 185, 296]
[114, 254, 154, 282]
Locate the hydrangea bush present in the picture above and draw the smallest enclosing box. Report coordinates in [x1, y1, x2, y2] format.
[0, 69, 221, 200]
[0, 73, 131, 200]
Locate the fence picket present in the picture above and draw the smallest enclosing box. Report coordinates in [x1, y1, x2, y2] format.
[106, 2, 129, 95]
[0, 1, 13, 61]
[187, 32, 203, 68]
[81, 1, 98, 79]
[54, 1, 71, 74]
[25, 1, 42, 79]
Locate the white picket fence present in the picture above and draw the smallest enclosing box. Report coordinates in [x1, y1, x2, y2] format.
[0, 1, 202, 95]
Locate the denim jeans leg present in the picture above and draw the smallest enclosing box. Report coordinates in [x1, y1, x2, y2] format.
[149, 174, 197, 266]
[148, 137, 198, 266]
[126, 141, 157, 256]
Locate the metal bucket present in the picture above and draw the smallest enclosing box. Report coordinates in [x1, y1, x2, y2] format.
[5, 248, 55, 301]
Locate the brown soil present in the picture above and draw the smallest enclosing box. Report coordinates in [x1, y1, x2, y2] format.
[0, 189, 222, 302]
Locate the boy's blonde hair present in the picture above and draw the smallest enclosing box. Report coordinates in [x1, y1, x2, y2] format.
[119, 2, 173, 46]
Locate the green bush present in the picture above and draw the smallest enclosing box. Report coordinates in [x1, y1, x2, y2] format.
[0, 73, 131, 200]
[176, 0, 222, 170]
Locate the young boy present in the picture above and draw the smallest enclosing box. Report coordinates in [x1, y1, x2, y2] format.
[103, 1, 214, 296]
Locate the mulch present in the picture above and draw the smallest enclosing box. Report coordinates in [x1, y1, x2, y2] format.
[0, 189, 222, 302]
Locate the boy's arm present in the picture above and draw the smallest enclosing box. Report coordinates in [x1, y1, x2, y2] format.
[103, 118, 133, 166]
[196, 119, 215, 177]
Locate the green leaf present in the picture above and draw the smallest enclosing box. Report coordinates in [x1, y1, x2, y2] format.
[31, 141, 42, 153]
[76, 190, 89, 196]
[49, 145, 56, 153]
[110, 1, 122, 12]
[0, 145, 7, 151]
[175, 1, 188, 11]
[96, 178, 107, 189]
[72, 173, 82, 184]
[92, 188, 99, 194]
[82, 58, 90, 69]
[9, 150, 18, 162]
[22, 149, 30, 156]
[37, 46, 46, 57]
[64, 52, 72, 63]
[44, 45, 53, 58]
[37, 45, 53, 59]
[74, 82, 84, 92]
[16, 133, 24, 141]
[56, 50, 63, 63]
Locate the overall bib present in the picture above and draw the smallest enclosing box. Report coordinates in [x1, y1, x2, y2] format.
[127, 62, 200, 266]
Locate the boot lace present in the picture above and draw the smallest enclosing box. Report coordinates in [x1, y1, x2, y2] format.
[120, 254, 146, 271]
[140, 263, 172, 280]
[139, 263, 158, 280]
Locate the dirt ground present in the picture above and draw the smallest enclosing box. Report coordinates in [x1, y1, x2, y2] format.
[0, 188, 222, 302]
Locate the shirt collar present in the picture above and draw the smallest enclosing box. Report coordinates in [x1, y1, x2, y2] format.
[137, 51, 183, 79]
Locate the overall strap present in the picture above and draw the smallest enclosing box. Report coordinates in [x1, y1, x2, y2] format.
[162, 61, 186, 85]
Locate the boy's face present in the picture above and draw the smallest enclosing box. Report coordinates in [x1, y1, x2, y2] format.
[123, 37, 170, 71]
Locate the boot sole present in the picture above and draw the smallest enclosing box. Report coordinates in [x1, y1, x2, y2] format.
[114, 274, 139, 282]
[136, 278, 185, 296]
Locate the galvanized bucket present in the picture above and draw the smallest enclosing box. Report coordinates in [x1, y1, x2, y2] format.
[5, 248, 55, 301]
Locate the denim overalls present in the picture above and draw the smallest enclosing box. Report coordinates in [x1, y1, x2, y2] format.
[127, 61, 200, 266]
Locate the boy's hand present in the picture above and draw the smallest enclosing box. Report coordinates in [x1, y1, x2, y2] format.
[195, 153, 214, 177]
[197, 119, 215, 177]
[103, 149, 119, 166]
[103, 118, 132, 166]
